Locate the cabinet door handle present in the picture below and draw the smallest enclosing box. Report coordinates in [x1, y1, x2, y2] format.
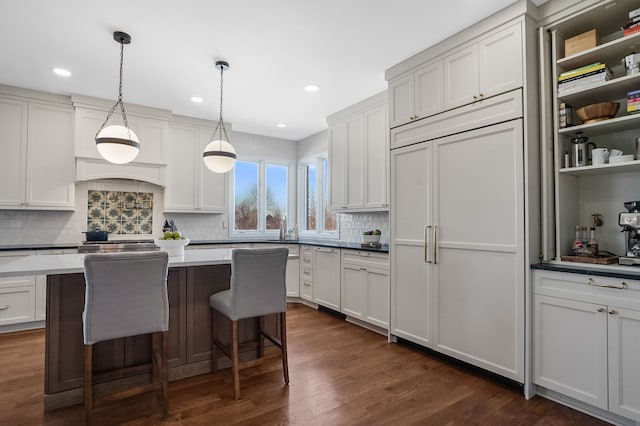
[479, 93, 484, 98]
[597, 307, 604, 313]
[609, 309, 617, 315]
[0, 305, 9, 310]
[587, 277, 626, 289]
[433, 225, 438, 265]
[424, 225, 432, 264]
[473, 95, 478, 100]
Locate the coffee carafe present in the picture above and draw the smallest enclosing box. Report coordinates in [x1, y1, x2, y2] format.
[570, 132, 596, 167]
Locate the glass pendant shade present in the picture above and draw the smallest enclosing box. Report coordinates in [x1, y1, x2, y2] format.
[96, 124, 140, 164]
[203, 139, 236, 173]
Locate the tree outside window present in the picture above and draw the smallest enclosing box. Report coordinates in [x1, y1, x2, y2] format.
[301, 157, 336, 236]
[233, 160, 289, 235]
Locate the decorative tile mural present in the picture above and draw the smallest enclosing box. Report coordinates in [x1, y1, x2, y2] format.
[87, 190, 153, 235]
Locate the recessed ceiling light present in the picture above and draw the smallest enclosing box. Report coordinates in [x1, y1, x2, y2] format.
[304, 84, 320, 92]
[190, 96, 203, 103]
[53, 68, 71, 77]
[277, 123, 287, 128]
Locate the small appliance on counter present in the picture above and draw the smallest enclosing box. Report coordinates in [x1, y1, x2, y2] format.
[619, 200, 640, 265]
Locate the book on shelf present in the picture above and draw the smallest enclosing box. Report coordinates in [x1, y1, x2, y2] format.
[558, 73, 612, 95]
[623, 15, 640, 27]
[558, 62, 606, 81]
[558, 67, 611, 84]
[624, 25, 640, 37]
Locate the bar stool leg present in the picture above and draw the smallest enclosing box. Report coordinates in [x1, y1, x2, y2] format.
[211, 310, 218, 372]
[84, 344, 93, 425]
[232, 320, 240, 400]
[161, 331, 169, 420]
[258, 316, 265, 358]
[280, 312, 289, 385]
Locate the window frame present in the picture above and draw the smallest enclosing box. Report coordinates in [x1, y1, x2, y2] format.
[298, 154, 339, 239]
[229, 157, 294, 238]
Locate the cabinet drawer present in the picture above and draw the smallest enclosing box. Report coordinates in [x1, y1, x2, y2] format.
[533, 270, 640, 311]
[0, 275, 36, 289]
[341, 250, 389, 269]
[391, 89, 522, 149]
[0, 286, 36, 325]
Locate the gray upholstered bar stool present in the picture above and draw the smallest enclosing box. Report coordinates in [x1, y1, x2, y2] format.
[209, 247, 289, 400]
[82, 251, 170, 424]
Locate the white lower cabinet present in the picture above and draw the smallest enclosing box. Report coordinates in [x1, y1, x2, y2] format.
[312, 247, 340, 311]
[533, 270, 640, 423]
[0, 280, 36, 326]
[0, 251, 37, 327]
[341, 250, 389, 329]
[300, 245, 313, 302]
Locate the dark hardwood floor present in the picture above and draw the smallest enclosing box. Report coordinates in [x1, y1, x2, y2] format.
[0, 303, 609, 425]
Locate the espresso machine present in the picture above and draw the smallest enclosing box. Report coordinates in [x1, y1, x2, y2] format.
[619, 201, 640, 265]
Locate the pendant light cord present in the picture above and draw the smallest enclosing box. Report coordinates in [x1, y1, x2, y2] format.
[212, 63, 230, 147]
[96, 37, 131, 138]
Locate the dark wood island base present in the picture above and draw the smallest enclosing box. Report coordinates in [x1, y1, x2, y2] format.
[44, 264, 279, 411]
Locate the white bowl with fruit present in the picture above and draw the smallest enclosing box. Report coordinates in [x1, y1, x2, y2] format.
[154, 231, 190, 257]
[361, 230, 382, 244]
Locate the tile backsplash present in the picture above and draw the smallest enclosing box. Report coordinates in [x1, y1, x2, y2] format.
[87, 190, 153, 235]
[339, 212, 389, 245]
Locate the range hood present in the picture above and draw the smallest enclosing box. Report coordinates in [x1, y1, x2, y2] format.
[72, 95, 170, 187]
[75, 157, 166, 187]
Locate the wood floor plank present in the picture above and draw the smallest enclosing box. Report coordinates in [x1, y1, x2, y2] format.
[0, 303, 612, 425]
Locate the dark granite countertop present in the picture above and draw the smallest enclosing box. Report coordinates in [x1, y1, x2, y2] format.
[0, 239, 389, 254]
[532, 262, 640, 280]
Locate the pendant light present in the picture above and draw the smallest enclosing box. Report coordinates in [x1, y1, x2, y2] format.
[95, 31, 140, 164]
[203, 60, 236, 173]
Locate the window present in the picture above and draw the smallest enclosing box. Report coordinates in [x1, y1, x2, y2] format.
[300, 156, 337, 237]
[232, 160, 289, 236]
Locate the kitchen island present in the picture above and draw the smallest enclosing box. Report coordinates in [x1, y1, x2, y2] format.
[0, 249, 286, 411]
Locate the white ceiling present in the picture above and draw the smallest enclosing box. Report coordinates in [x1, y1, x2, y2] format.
[0, 0, 549, 141]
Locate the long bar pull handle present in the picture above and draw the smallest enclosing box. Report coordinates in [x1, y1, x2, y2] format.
[424, 225, 432, 264]
[587, 277, 626, 289]
[433, 225, 438, 265]
[0, 305, 9, 311]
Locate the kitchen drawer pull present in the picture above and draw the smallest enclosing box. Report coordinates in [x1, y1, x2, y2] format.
[303, 282, 311, 287]
[587, 277, 626, 289]
[0, 305, 9, 311]
[316, 248, 335, 253]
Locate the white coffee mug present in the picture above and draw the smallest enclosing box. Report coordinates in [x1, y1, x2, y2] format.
[592, 147, 609, 165]
[609, 148, 623, 157]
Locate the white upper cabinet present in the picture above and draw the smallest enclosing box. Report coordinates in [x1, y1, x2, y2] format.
[328, 92, 388, 212]
[165, 121, 227, 213]
[71, 95, 170, 186]
[389, 60, 444, 128]
[73, 100, 169, 165]
[0, 93, 74, 210]
[444, 22, 523, 110]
